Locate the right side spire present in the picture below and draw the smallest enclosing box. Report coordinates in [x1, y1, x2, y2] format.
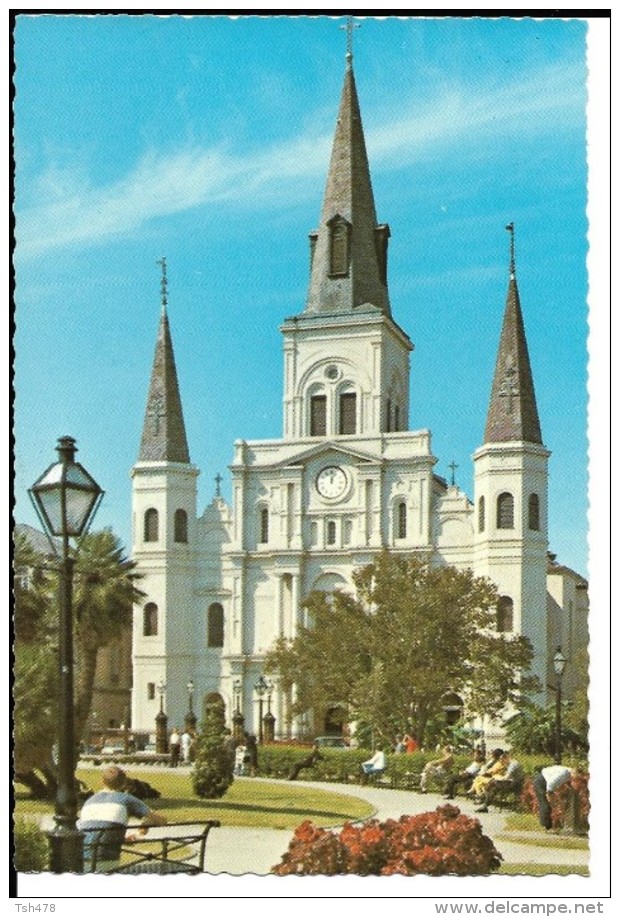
[483, 224, 543, 445]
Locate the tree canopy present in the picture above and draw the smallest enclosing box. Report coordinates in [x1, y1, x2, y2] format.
[265, 551, 538, 748]
[13, 527, 143, 797]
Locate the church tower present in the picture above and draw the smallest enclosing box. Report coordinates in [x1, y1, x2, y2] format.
[131, 259, 199, 731]
[280, 47, 413, 441]
[473, 226, 550, 694]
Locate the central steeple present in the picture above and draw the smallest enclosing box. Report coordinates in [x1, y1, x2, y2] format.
[305, 50, 391, 316]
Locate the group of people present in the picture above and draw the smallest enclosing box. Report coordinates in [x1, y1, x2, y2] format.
[168, 727, 195, 766]
[231, 733, 259, 776]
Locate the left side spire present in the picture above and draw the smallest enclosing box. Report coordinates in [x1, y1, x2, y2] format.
[138, 258, 191, 463]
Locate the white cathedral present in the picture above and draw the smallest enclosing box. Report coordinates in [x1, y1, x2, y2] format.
[129, 49, 588, 740]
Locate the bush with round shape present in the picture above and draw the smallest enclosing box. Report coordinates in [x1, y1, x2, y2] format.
[272, 804, 503, 876]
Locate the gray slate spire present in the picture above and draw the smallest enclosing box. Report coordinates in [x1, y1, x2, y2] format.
[484, 255, 543, 445]
[139, 306, 190, 463]
[305, 58, 391, 316]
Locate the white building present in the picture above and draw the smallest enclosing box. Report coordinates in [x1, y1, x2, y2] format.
[130, 51, 587, 738]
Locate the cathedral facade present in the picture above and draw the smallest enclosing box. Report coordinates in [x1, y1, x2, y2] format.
[130, 52, 587, 739]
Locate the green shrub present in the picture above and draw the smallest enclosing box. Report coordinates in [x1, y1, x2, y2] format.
[14, 817, 48, 872]
[191, 695, 234, 799]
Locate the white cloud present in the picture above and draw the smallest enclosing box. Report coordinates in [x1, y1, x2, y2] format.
[15, 60, 584, 259]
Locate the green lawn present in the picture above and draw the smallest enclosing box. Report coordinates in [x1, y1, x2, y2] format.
[498, 863, 589, 877]
[14, 768, 374, 830]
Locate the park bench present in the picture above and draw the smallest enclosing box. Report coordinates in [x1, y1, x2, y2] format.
[85, 820, 220, 874]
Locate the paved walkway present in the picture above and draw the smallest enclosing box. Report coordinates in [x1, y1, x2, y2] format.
[201, 777, 589, 875]
[72, 764, 589, 876]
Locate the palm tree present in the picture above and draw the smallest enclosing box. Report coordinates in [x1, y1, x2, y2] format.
[13, 527, 143, 797]
[73, 528, 144, 743]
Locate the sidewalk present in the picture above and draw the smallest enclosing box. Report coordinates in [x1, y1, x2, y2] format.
[202, 777, 589, 875]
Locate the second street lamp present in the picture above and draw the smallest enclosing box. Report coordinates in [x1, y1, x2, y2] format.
[254, 675, 269, 743]
[29, 436, 103, 874]
[185, 680, 197, 731]
[155, 680, 168, 754]
[553, 646, 568, 764]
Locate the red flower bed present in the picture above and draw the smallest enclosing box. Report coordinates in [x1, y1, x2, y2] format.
[272, 804, 503, 876]
[521, 772, 590, 830]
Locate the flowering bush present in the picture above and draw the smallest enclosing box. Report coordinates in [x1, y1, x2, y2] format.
[272, 805, 503, 876]
[521, 771, 590, 830]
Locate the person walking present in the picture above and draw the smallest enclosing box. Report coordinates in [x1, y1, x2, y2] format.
[78, 765, 167, 872]
[180, 729, 192, 764]
[245, 733, 259, 776]
[169, 728, 181, 767]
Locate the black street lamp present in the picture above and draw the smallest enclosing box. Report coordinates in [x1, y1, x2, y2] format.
[29, 436, 103, 873]
[263, 681, 276, 743]
[155, 680, 168, 753]
[254, 675, 269, 743]
[232, 678, 245, 740]
[553, 646, 568, 764]
[185, 680, 197, 731]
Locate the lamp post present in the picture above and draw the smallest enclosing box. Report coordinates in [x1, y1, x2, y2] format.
[254, 675, 269, 743]
[185, 680, 197, 732]
[263, 681, 276, 743]
[553, 646, 567, 764]
[155, 680, 168, 754]
[29, 436, 103, 873]
[232, 678, 245, 740]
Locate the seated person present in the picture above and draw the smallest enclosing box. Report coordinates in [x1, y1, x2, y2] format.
[289, 743, 323, 781]
[444, 748, 486, 799]
[360, 748, 387, 783]
[78, 765, 167, 872]
[470, 748, 507, 798]
[474, 752, 523, 812]
[420, 745, 455, 793]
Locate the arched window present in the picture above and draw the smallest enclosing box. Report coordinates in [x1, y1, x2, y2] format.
[310, 395, 327, 436]
[393, 405, 400, 432]
[326, 520, 337, 545]
[528, 493, 540, 531]
[339, 392, 356, 434]
[386, 398, 392, 432]
[143, 602, 158, 637]
[497, 492, 514, 529]
[207, 603, 224, 648]
[259, 507, 269, 544]
[497, 596, 514, 632]
[329, 216, 350, 276]
[174, 508, 188, 543]
[478, 496, 486, 533]
[144, 508, 159, 542]
[397, 501, 407, 539]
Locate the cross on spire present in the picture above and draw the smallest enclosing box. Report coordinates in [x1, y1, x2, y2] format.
[157, 256, 168, 313]
[505, 222, 515, 278]
[448, 460, 459, 486]
[214, 473, 223, 498]
[340, 15, 360, 66]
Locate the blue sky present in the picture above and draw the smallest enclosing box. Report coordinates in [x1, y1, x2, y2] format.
[14, 13, 597, 577]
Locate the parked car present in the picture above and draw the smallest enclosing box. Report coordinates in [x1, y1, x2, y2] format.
[313, 736, 349, 750]
[100, 743, 125, 756]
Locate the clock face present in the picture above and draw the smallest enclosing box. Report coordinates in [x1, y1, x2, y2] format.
[316, 466, 347, 499]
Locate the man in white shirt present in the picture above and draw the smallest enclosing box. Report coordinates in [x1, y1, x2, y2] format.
[361, 749, 386, 783]
[532, 764, 574, 829]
